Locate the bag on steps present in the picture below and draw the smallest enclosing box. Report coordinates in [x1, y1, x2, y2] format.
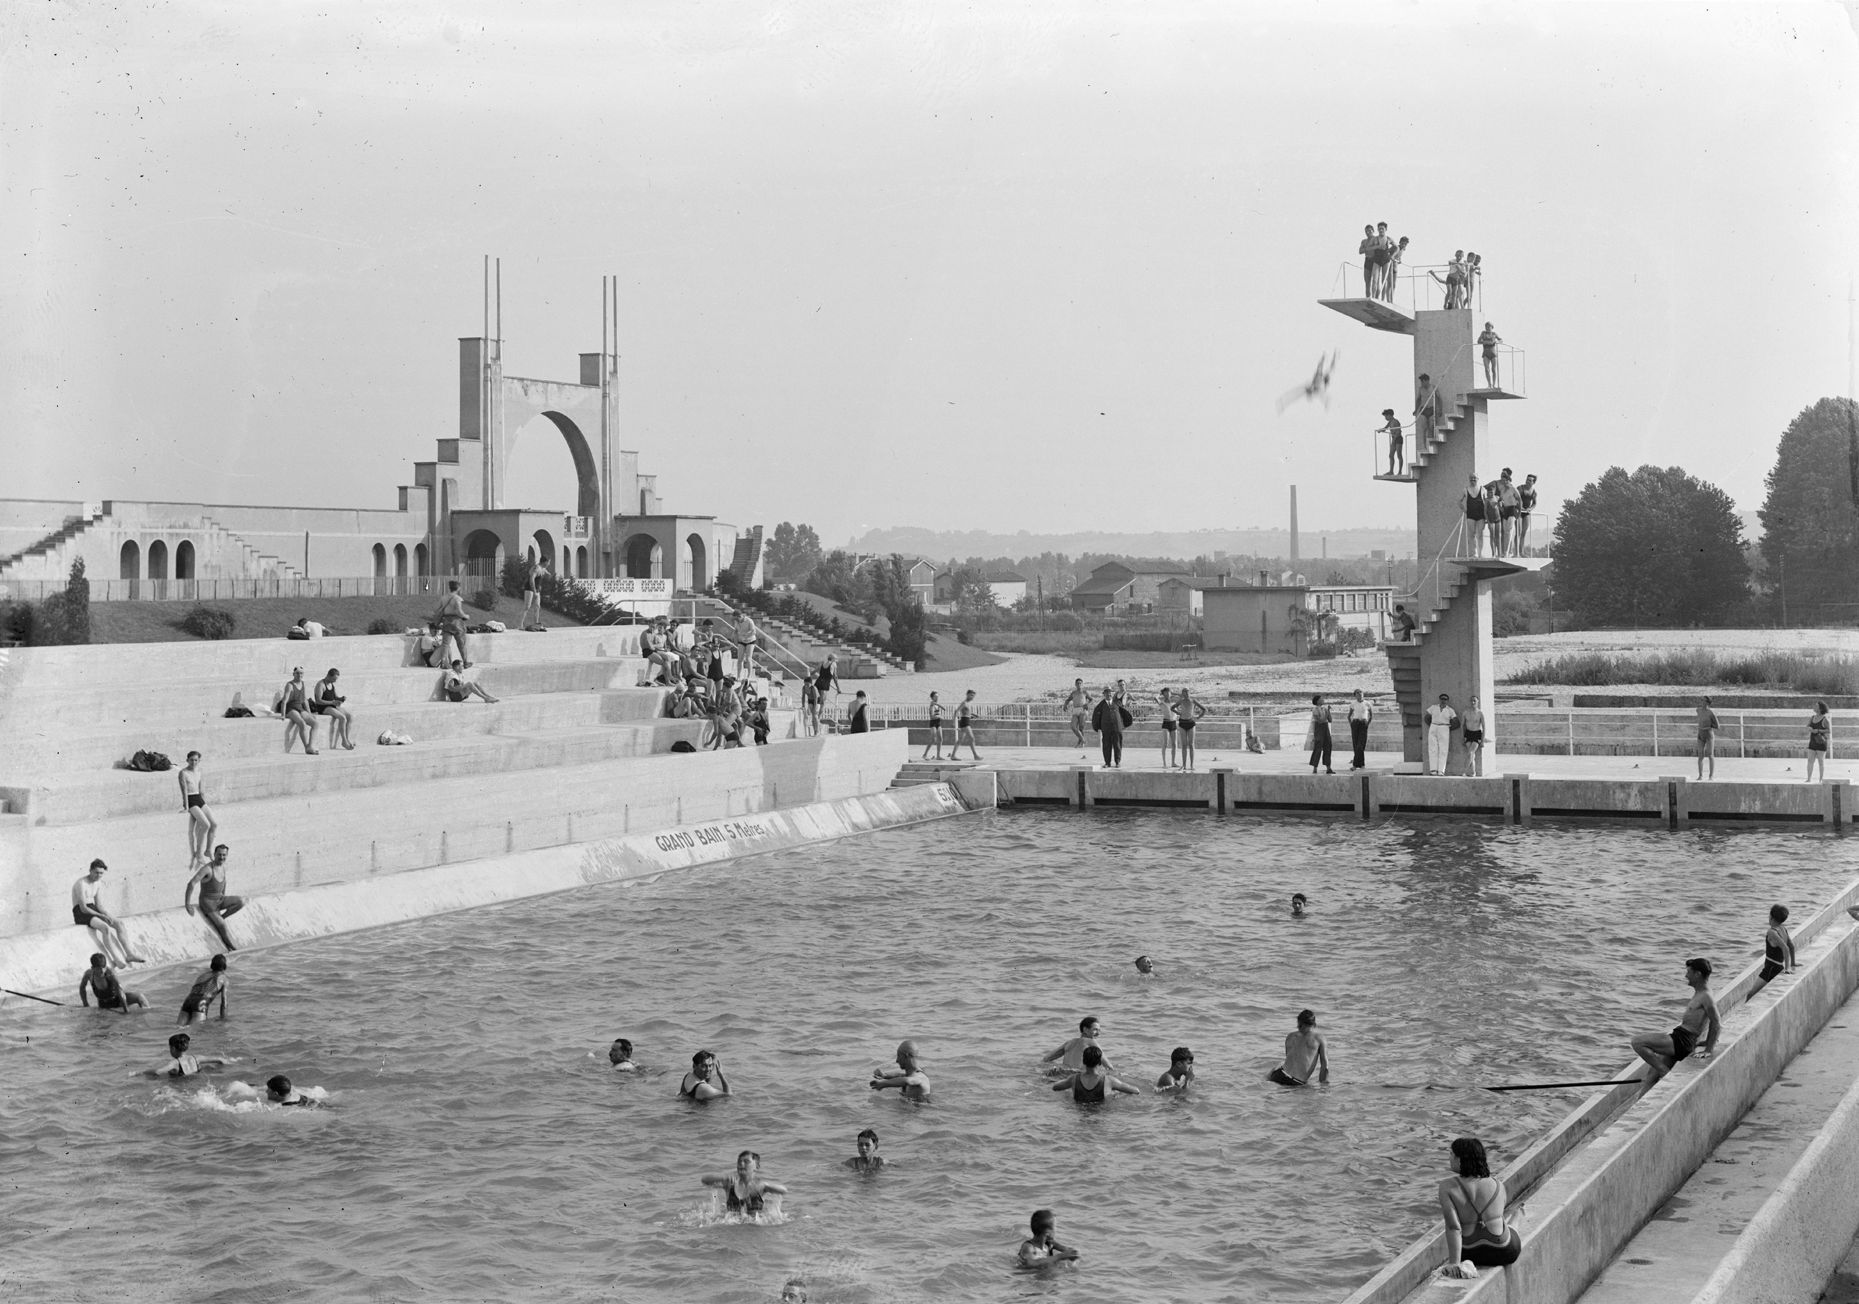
[127, 749, 172, 771]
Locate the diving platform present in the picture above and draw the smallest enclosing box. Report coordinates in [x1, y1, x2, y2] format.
[1317, 297, 1416, 335]
[1467, 385, 1524, 401]
[1372, 471, 1416, 484]
[1453, 553, 1551, 575]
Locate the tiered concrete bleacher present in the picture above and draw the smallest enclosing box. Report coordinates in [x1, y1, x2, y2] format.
[0, 626, 909, 947]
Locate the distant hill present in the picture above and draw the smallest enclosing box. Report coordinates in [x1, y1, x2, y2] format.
[847, 525, 1421, 562]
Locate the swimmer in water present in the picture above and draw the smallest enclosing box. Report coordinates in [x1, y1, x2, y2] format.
[1017, 1208, 1080, 1267]
[1041, 1016, 1112, 1072]
[1292, 893, 1307, 917]
[149, 1032, 231, 1079]
[1269, 1009, 1330, 1087]
[869, 1039, 930, 1100]
[78, 953, 147, 1013]
[177, 954, 229, 1026]
[266, 1074, 320, 1107]
[700, 1150, 788, 1215]
[844, 1127, 885, 1171]
[608, 1038, 637, 1071]
[680, 1050, 731, 1100]
[780, 1279, 808, 1303]
[1155, 1046, 1195, 1093]
[1050, 1045, 1139, 1102]
[1134, 954, 1154, 975]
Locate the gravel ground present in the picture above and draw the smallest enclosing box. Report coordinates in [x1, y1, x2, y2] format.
[842, 628, 1859, 710]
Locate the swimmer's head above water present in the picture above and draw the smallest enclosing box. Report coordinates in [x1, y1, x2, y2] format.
[1133, 955, 1153, 974]
[609, 1037, 634, 1066]
[856, 1128, 879, 1160]
[1292, 893, 1307, 916]
[168, 1033, 191, 1057]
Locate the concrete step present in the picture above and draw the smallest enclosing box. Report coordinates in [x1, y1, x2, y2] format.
[3, 688, 671, 773]
[25, 720, 703, 823]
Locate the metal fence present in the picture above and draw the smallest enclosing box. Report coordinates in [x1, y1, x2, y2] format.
[0, 575, 444, 603]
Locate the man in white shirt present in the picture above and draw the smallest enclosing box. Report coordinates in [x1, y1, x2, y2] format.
[1424, 694, 1458, 776]
[1347, 689, 1374, 771]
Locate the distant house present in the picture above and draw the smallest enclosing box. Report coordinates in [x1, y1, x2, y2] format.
[904, 558, 939, 606]
[1068, 561, 1189, 614]
[983, 570, 1027, 608]
[1202, 582, 1395, 653]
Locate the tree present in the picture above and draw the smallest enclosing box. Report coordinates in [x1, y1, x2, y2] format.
[764, 522, 823, 584]
[866, 555, 929, 665]
[1551, 465, 1749, 627]
[1758, 397, 1859, 619]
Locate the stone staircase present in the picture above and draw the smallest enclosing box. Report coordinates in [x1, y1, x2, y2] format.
[197, 513, 305, 582]
[891, 759, 977, 788]
[0, 508, 107, 578]
[692, 594, 910, 676]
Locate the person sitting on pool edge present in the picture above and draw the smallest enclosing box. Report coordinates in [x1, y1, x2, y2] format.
[700, 1149, 788, 1215]
[869, 1039, 930, 1100]
[1017, 1208, 1080, 1267]
[1050, 1045, 1140, 1102]
[1630, 957, 1719, 1080]
[1269, 1009, 1329, 1087]
[267, 1074, 321, 1107]
[79, 953, 147, 1013]
[845, 1128, 885, 1171]
[608, 1038, 637, 1071]
[1437, 1136, 1523, 1275]
[1155, 1046, 1195, 1093]
[1041, 1015, 1112, 1073]
[680, 1050, 730, 1100]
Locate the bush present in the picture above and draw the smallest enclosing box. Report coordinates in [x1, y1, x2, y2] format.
[1503, 649, 1859, 694]
[470, 587, 499, 613]
[30, 558, 92, 645]
[180, 605, 237, 640]
[366, 617, 401, 635]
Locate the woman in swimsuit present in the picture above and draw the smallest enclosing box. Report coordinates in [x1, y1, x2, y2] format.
[281, 667, 318, 754]
[313, 668, 356, 750]
[922, 691, 945, 760]
[1049, 1045, 1139, 1103]
[1437, 1136, 1522, 1275]
[1462, 475, 1486, 556]
[1461, 696, 1487, 777]
[178, 751, 218, 865]
[1157, 689, 1178, 770]
[1758, 904, 1795, 984]
[1806, 701, 1830, 782]
[1176, 689, 1207, 771]
[952, 689, 982, 761]
[679, 1051, 731, 1101]
[700, 1150, 786, 1215]
[1478, 322, 1503, 389]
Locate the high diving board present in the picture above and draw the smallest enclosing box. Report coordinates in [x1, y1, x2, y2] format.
[1372, 471, 1417, 484]
[1467, 386, 1525, 401]
[1452, 554, 1552, 576]
[1317, 297, 1416, 335]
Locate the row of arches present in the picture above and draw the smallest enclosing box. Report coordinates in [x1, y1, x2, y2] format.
[622, 532, 708, 587]
[370, 542, 430, 579]
[120, 539, 196, 581]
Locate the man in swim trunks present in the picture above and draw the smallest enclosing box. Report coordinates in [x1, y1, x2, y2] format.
[1380, 409, 1405, 476]
[1631, 958, 1720, 1080]
[1516, 474, 1538, 552]
[1041, 1016, 1113, 1073]
[1414, 373, 1440, 451]
[734, 613, 760, 678]
[1155, 1046, 1195, 1093]
[679, 1050, 731, 1100]
[1696, 696, 1720, 780]
[267, 1074, 321, 1106]
[1357, 223, 1377, 297]
[151, 1031, 230, 1078]
[845, 1128, 885, 1171]
[442, 660, 499, 704]
[177, 954, 229, 1026]
[700, 1150, 787, 1214]
[1270, 1009, 1329, 1087]
[1017, 1209, 1080, 1267]
[845, 689, 871, 734]
[185, 844, 245, 951]
[608, 1038, 637, 1071]
[1063, 678, 1090, 746]
[71, 858, 144, 966]
[869, 1039, 930, 1100]
[79, 953, 147, 1012]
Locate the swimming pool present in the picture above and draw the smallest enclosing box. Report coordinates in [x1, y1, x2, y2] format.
[6, 810, 1853, 1303]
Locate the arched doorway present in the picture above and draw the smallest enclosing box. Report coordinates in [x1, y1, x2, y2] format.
[576, 545, 589, 577]
[463, 529, 504, 588]
[686, 533, 708, 591]
[120, 540, 140, 580]
[394, 544, 408, 579]
[624, 535, 662, 579]
[175, 540, 196, 580]
[531, 529, 556, 575]
[415, 542, 429, 576]
[148, 539, 169, 581]
[372, 543, 388, 595]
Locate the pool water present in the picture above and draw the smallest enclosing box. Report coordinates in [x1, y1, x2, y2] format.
[4, 810, 1854, 1303]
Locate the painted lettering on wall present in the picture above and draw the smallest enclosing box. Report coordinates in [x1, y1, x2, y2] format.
[651, 817, 778, 854]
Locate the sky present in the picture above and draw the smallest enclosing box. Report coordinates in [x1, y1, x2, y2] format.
[4, 0, 1857, 551]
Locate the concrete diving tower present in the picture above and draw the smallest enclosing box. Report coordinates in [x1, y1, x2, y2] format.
[1322, 294, 1527, 773]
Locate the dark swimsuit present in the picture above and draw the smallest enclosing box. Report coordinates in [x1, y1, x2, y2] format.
[1071, 1074, 1107, 1103]
[186, 793, 205, 808]
[1810, 716, 1829, 752]
[91, 972, 125, 1009]
[1458, 1179, 1523, 1267]
[724, 1180, 765, 1215]
[849, 703, 869, 734]
[1669, 1024, 1698, 1060]
[1464, 492, 1485, 521]
[1760, 935, 1787, 983]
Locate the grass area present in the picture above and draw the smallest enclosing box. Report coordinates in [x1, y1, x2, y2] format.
[919, 631, 1005, 672]
[1504, 649, 1859, 694]
[87, 594, 586, 644]
[970, 631, 1101, 656]
[1072, 649, 1302, 670]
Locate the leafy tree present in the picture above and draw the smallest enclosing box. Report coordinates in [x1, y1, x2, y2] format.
[1757, 397, 1859, 618]
[801, 550, 869, 608]
[866, 555, 929, 665]
[1551, 465, 1749, 627]
[33, 557, 92, 645]
[765, 522, 823, 583]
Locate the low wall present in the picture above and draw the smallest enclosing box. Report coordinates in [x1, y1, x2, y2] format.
[0, 781, 980, 996]
[1691, 1070, 1859, 1304]
[1343, 877, 1859, 1304]
[989, 768, 1854, 829]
